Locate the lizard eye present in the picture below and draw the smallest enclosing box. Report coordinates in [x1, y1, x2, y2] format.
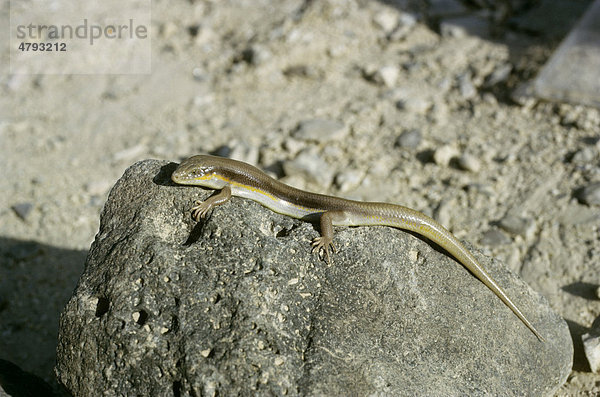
[192, 166, 212, 178]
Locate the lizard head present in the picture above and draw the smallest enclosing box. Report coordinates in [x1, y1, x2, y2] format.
[171, 155, 229, 189]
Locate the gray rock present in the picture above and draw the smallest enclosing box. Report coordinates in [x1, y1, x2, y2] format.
[226, 140, 260, 166]
[240, 44, 272, 66]
[372, 65, 400, 88]
[372, 9, 416, 40]
[396, 97, 431, 115]
[282, 150, 334, 187]
[56, 160, 572, 396]
[395, 129, 422, 149]
[457, 153, 482, 172]
[11, 202, 33, 221]
[292, 118, 348, 142]
[498, 214, 536, 239]
[433, 144, 459, 166]
[576, 182, 600, 205]
[458, 73, 477, 100]
[335, 169, 363, 192]
[485, 64, 513, 87]
[480, 228, 512, 247]
[373, 10, 398, 34]
[283, 65, 323, 79]
[571, 147, 596, 164]
[582, 317, 600, 373]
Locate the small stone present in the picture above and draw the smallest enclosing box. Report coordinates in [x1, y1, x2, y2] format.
[485, 64, 513, 87]
[373, 10, 398, 34]
[582, 326, 600, 373]
[240, 45, 271, 66]
[293, 119, 348, 142]
[388, 12, 417, 40]
[283, 65, 323, 79]
[480, 229, 511, 247]
[571, 148, 596, 164]
[396, 97, 431, 115]
[228, 141, 260, 165]
[372, 65, 400, 88]
[458, 73, 477, 100]
[335, 169, 363, 192]
[498, 214, 536, 239]
[283, 137, 305, 155]
[457, 153, 481, 172]
[283, 151, 334, 186]
[433, 145, 459, 166]
[11, 202, 33, 221]
[576, 182, 600, 205]
[395, 129, 422, 149]
[201, 348, 212, 358]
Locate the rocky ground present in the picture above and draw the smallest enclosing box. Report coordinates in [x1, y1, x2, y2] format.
[1, 0, 599, 395]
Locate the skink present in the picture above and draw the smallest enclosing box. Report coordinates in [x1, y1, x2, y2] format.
[172, 154, 544, 341]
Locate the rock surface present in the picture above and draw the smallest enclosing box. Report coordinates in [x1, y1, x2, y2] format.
[56, 160, 572, 396]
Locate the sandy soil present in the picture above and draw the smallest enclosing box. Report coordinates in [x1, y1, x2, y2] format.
[1, 0, 599, 395]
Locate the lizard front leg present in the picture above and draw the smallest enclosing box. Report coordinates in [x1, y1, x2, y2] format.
[191, 185, 232, 221]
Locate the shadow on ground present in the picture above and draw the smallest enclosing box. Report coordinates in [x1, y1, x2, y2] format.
[0, 237, 85, 396]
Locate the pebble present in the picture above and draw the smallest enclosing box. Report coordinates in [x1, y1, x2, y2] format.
[373, 10, 398, 34]
[582, 322, 600, 373]
[240, 45, 272, 66]
[498, 214, 536, 239]
[283, 65, 323, 79]
[11, 202, 33, 221]
[480, 229, 511, 247]
[293, 118, 348, 142]
[485, 64, 513, 87]
[371, 65, 400, 88]
[458, 73, 477, 100]
[335, 169, 364, 192]
[433, 144, 459, 166]
[396, 97, 431, 115]
[395, 129, 422, 149]
[214, 141, 259, 165]
[434, 200, 453, 228]
[200, 348, 212, 358]
[282, 150, 334, 186]
[576, 182, 600, 205]
[571, 147, 596, 164]
[457, 153, 481, 172]
[389, 12, 417, 41]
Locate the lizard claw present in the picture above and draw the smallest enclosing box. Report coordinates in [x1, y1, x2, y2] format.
[311, 237, 336, 264]
[190, 200, 211, 221]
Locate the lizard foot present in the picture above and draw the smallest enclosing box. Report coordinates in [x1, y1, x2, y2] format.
[190, 200, 212, 221]
[311, 237, 336, 264]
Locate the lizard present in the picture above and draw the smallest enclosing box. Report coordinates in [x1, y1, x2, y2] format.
[171, 154, 545, 341]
